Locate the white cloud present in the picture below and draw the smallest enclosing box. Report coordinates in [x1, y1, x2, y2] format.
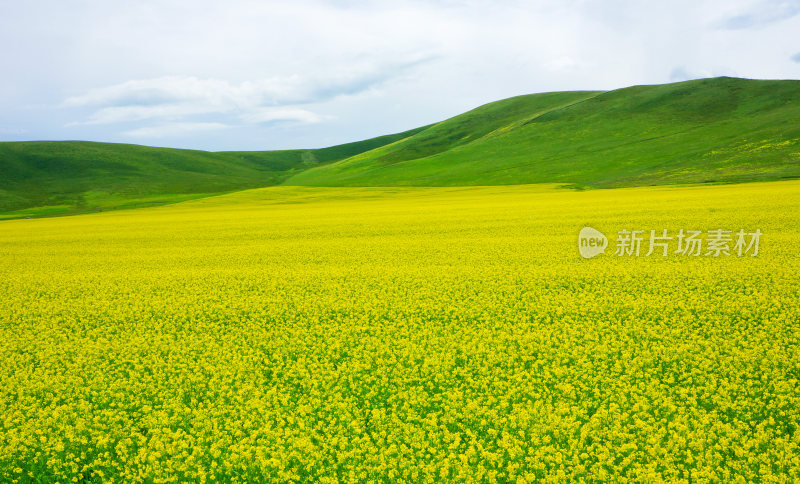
[61, 75, 346, 129]
[68, 103, 219, 126]
[62, 68, 406, 111]
[240, 107, 332, 125]
[122, 122, 231, 139]
[61, 59, 424, 131]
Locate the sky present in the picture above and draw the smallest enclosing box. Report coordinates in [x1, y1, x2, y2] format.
[1, 0, 799, 152]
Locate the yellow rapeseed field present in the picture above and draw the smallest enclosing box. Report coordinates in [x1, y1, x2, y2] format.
[1, 181, 799, 482]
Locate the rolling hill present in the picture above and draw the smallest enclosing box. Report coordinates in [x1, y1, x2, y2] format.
[2, 76, 799, 218]
[0, 126, 427, 218]
[288, 77, 800, 187]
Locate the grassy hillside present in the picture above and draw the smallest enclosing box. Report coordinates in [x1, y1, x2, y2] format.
[0, 126, 425, 218]
[3, 77, 799, 219]
[287, 77, 800, 187]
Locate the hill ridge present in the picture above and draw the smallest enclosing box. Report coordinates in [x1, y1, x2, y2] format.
[286, 76, 800, 187]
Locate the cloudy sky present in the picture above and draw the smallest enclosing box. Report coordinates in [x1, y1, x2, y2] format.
[1, 0, 799, 151]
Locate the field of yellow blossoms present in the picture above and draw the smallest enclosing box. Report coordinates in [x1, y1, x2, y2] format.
[1, 181, 799, 483]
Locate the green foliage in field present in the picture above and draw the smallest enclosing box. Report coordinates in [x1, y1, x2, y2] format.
[1, 181, 798, 482]
[288, 77, 800, 187]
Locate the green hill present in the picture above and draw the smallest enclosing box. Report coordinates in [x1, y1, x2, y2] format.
[287, 77, 800, 187]
[0, 126, 426, 218]
[3, 77, 799, 219]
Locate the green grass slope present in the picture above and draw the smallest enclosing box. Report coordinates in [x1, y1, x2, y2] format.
[0, 126, 425, 218]
[287, 77, 800, 187]
[4, 77, 799, 219]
